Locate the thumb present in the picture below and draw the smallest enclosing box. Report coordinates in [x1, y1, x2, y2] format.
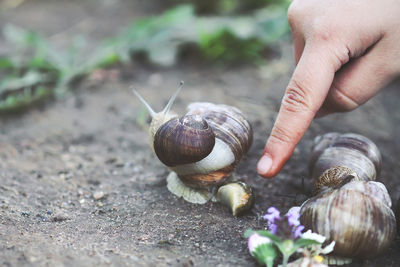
[257, 44, 340, 178]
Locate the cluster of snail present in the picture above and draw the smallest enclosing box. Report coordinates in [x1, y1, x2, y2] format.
[133, 82, 254, 216]
[133, 82, 397, 260]
[300, 133, 397, 260]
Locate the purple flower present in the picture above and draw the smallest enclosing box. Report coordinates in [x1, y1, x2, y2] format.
[264, 207, 281, 234]
[286, 206, 301, 227]
[264, 207, 280, 223]
[263, 206, 304, 240]
[292, 225, 305, 239]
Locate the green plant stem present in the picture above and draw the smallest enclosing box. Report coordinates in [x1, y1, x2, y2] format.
[265, 257, 274, 267]
[282, 254, 289, 267]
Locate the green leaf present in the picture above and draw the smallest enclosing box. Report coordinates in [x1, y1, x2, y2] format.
[0, 86, 52, 112]
[293, 238, 321, 249]
[253, 243, 277, 267]
[275, 239, 295, 257]
[255, 230, 281, 243]
[0, 71, 49, 93]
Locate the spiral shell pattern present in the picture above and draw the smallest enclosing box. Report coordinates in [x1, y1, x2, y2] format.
[154, 115, 215, 167]
[309, 133, 381, 182]
[154, 102, 254, 190]
[301, 133, 396, 259]
[300, 180, 396, 258]
[186, 102, 253, 163]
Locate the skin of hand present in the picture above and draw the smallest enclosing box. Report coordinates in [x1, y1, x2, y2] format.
[257, 0, 400, 178]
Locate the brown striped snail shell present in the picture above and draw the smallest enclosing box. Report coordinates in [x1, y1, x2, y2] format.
[171, 102, 253, 189]
[133, 82, 254, 208]
[309, 132, 382, 183]
[153, 115, 216, 167]
[300, 133, 396, 259]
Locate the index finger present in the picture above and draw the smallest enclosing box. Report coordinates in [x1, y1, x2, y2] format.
[257, 44, 339, 178]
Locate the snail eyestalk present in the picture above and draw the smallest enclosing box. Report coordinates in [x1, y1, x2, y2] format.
[131, 86, 156, 118]
[162, 80, 184, 116]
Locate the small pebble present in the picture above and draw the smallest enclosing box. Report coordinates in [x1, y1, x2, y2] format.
[51, 212, 69, 222]
[21, 211, 30, 216]
[93, 191, 105, 200]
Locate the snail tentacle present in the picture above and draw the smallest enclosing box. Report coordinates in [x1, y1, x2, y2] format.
[131, 86, 156, 117]
[161, 80, 184, 115]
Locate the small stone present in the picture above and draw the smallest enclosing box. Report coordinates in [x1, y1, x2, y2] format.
[93, 191, 105, 200]
[50, 212, 69, 222]
[97, 201, 103, 207]
[21, 211, 30, 216]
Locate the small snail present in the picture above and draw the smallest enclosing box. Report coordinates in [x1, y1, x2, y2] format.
[133, 82, 254, 215]
[300, 133, 397, 260]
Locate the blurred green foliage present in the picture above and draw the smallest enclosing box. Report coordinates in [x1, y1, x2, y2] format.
[0, 2, 289, 112]
[172, 0, 290, 14]
[110, 4, 289, 65]
[0, 24, 120, 112]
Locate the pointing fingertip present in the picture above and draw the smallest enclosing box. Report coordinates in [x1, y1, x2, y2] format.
[257, 154, 273, 178]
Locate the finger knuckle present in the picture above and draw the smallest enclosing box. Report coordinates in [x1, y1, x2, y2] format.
[310, 20, 334, 42]
[329, 85, 360, 111]
[270, 126, 293, 146]
[282, 79, 313, 113]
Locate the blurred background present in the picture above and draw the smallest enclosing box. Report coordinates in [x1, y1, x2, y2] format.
[0, 0, 291, 112]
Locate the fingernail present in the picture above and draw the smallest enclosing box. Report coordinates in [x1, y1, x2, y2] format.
[257, 154, 272, 176]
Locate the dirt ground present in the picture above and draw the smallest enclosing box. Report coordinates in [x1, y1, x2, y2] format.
[1, 1, 400, 266]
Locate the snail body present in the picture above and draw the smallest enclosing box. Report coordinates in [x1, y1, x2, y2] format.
[133, 82, 254, 209]
[300, 133, 396, 260]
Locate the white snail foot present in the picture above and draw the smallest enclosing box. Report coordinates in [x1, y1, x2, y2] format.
[166, 172, 213, 204]
[324, 256, 352, 265]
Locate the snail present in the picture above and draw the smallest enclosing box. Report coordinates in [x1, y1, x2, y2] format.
[133, 81, 254, 215]
[309, 132, 381, 184]
[300, 133, 397, 260]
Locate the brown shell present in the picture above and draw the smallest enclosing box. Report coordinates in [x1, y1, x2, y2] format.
[313, 166, 358, 194]
[154, 115, 215, 167]
[186, 102, 253, 163]
[309, 133, 381, 181]
[300, 181, 396, 259]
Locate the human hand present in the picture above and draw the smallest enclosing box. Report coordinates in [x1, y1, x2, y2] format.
[257, 0, 400, 178]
